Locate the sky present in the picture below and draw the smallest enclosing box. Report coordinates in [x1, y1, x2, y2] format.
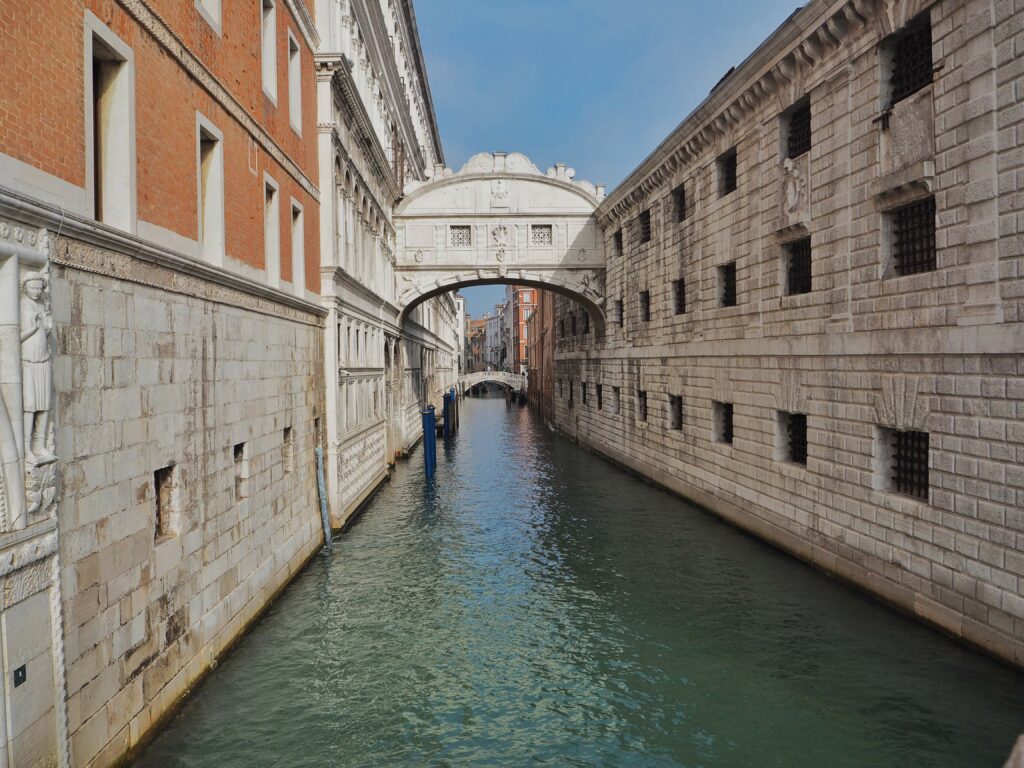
[414, 0, 802, 318]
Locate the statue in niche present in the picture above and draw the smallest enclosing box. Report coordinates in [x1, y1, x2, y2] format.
[21, 271, 55, 466]
[783, 157, 805, 214]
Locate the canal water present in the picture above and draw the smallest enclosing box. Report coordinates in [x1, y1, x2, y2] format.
[135, 395, 1024, 767]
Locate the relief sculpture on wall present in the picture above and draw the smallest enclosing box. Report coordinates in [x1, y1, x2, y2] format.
[21, 267, 57, 519]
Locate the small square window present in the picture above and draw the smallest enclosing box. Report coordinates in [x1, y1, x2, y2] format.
[613, 229, 623, 257]
[597, 384, 603, 411]
[718, 148, 738, 197]
[786, 100, 811, 159]
[449, 225, 472, 247]
[713, 401, 734, 444]
[890, 197, 936, 276]
[785, 237, 812, 295]
[718, 262, 737, 307]
[876, 427, 929, 500]
[639, 210, 652, 244]
[673, 278, 686, 315]
[888, 13, 933, 106]
[669, 395, 683, 430]
[531, 224, 553, 246]
[672, 184, 687, 223]
[778, 412, 807, 465]
[637, 390, 648, 422]
[639, 290, 651, 322]
[154, 464, 178, 540]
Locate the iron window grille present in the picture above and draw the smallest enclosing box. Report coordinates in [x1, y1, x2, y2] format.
[670, 395, 683, 430]
[614, 229, 623, 257]
[639, 210, 652, 244]
[786, 237, 812, 295]
[786, 102, 812, 159]
[719, 148, 737, 196]
[449, 225, 472, 247]
[673, 278, 686, 315]
[892, 196, 936, 275]
[568, 380, 574, 408]
[637, 390, 648, 422]
[640, 290, 651, 322]
[893, 430, 929, 500]
[785, 412, 808, 465]
[672, 184, 687, 223]
[719, 262, 737, 307]
[890, 15, 933, 106]
[613, 386, 621, 414]
[615, 299, 624, 327]
[597, 384, 603, 410]
[582, 382, 588, 406]
[715, 401, 734, 444]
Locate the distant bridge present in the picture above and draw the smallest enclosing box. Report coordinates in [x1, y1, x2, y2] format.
[460, 371, 526, 392]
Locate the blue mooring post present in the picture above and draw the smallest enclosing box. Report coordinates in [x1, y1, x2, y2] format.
[442, 392, 451, 442]
[421, 406, 436, 477]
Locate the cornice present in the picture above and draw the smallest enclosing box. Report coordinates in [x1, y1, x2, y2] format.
[397, 0, 444, 166]
[0, 186, 326, 323]
[317, 54, 401, 205]
[283, 0, 320, 50]
[597, 0, 888, 228]
[119, 0, 319, 201]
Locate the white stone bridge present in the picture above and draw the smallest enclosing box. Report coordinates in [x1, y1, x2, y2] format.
[394, 152, 608, 335]
[460, 370, 526, 392]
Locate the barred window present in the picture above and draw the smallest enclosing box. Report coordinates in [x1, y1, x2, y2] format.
[615, 299, 624, 327]
[614, 228, 623, 257]
[582, 382, 588, 406]
[891, 196, 936, 276]
[613, 386, 621, 414]
[670, 395, 683, 430]
[531, 224, 553, 246]
[889, 14, 933, 106]
[714, 401, 734, 444]
[640, 290, 651, 322]
[449, 225, 472, 247]
[637, 390, 648, 422]
[719, 148, 737, 196]
[672, 184, 687, 223]
[880, 428, 929, 500]
[673, 278, 686, 315]
[786, 101, 811, 159]
[780, 412, 807, 465]
[597, 384, 603, 411]
[568, 380, 574, 408]
[639, 210, 652, 244]
[786, 237, 812, 295]
[718, 262, 737, 307]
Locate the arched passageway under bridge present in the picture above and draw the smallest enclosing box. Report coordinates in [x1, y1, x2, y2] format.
[394, 152, 608, 335]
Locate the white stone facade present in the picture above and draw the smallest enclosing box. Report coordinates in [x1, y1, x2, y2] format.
[552, 0, 1024, 667]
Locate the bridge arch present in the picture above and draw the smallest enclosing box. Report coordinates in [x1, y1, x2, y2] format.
[394, 152, 608, 335]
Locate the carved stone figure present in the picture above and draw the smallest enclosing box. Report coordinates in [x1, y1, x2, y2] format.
[579, 270, 604, 305]
[491, 224, 509, 247]
[783, 157, 805, 213]
[20, 271, 55, 466]
[491, 179, 509, 205]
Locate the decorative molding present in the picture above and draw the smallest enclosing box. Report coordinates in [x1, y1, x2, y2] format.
[116, 0, 319, 201]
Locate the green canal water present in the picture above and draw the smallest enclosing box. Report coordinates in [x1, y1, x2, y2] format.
[135, 395, 1024, 767]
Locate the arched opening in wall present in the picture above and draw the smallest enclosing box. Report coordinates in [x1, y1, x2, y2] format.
[399, 276, 606, 340]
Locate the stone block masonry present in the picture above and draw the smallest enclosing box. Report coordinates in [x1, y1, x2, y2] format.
[553, 0, 1024, 668]
[51, 236, 326, 766]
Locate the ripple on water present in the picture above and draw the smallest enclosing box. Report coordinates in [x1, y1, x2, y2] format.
[135, 397, 1024, 768]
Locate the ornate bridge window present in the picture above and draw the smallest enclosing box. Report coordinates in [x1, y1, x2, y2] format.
[448, 225, 472, 248]
[530, 224, 553, 246]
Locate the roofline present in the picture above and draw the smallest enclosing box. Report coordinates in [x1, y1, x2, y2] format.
[401, 0, 445, 166]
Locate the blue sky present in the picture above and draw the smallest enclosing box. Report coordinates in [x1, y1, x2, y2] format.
[414, 0, 801, 318]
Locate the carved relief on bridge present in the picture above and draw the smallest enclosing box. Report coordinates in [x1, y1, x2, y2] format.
[394, 152, 608, 330]
[0, 218, 57, 532]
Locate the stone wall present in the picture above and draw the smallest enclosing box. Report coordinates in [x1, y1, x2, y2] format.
[52, 234, 326, 766]
[554, 0, 1024, 667]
